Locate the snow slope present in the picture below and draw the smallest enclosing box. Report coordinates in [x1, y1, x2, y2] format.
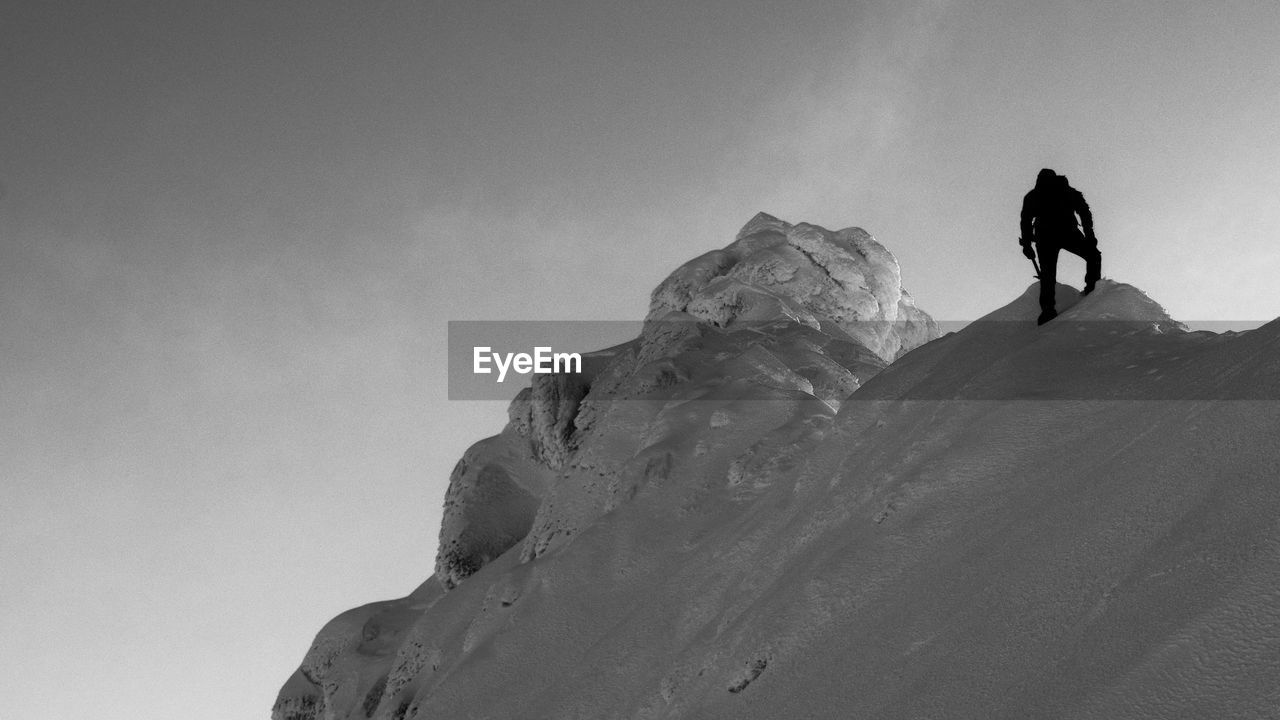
[275, 218, 1280, 720]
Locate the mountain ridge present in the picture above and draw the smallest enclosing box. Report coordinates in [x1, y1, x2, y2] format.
[275, 215, 1280, 720]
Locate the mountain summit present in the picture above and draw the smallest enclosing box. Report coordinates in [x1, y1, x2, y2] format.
[275, 216, 1280, 720]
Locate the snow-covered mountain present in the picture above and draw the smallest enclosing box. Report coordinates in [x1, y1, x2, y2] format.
[275, 215, 1280, 720]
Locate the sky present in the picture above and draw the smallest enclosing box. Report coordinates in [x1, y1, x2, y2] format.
[2, 1, 1279, 718]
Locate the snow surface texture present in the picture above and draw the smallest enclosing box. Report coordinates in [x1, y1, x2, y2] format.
[275, 216, 1280, 720]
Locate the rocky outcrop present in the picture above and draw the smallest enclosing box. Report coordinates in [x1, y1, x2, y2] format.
[432, 213, 938, 588]
[516, 213, 937, 563]
[649, 212, 936, 361]
[434, 435, 543, 590]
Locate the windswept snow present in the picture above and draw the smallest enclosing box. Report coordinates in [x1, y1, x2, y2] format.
[276, 220, 1280, 720]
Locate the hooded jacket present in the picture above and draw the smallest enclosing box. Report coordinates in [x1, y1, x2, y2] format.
[1021, 169, 1094, 245]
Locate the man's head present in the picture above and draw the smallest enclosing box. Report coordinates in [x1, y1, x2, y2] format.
[1036, 168, 1057, 188]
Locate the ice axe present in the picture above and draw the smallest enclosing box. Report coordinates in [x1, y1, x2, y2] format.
[1019, 237, 1041, 279]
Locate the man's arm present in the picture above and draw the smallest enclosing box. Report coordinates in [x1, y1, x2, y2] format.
[1074, 190, 1095, 242]
[1020, 192, 1035, 244]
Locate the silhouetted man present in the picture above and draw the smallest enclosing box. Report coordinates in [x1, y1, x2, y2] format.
[1020, 168, 1101, 324]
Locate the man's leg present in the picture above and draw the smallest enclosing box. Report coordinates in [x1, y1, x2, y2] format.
[1037, 242, 1060, 324]
[1062, 234, 1102, 293]
[1083, 245, 1101, 293]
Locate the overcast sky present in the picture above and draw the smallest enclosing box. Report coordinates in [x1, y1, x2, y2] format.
[4, 2, 1280, 718]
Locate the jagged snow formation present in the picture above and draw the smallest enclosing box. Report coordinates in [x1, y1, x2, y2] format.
[275, 220, 1280, 720]
[436, 212, 937, 590]
[650, 212, 935, 362]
